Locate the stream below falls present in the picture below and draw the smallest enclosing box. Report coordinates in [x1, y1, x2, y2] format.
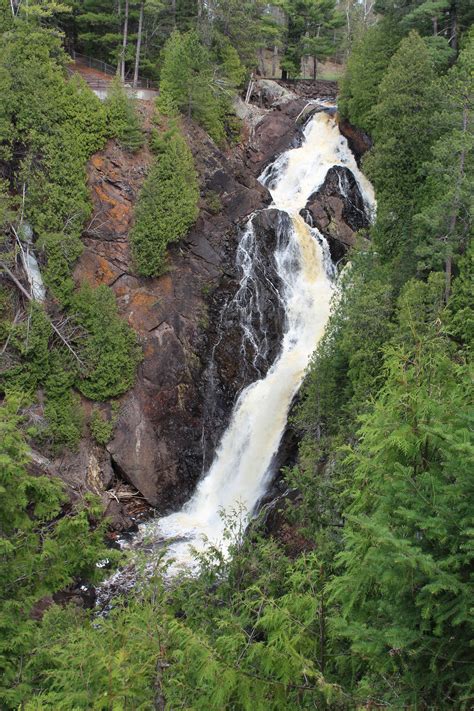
[106, 106, 376, 581]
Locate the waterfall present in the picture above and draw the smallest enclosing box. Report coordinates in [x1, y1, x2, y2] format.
[130, 108, 376, 574]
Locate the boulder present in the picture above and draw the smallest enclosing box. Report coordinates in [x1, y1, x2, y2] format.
[302, 166, 370, 261]
[253, 79, 298, 108]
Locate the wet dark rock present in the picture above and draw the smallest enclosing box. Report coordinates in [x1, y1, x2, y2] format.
[199, 209, 290, 470]
[302, 166, 370, 262]
[69, 111, 289, 515]
[244, 98, 308, 172]
[338, 117, 372, 166]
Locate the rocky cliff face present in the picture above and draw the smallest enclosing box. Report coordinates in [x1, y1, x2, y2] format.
[56, 96, 309, 526]
[47, 88, 371, 530]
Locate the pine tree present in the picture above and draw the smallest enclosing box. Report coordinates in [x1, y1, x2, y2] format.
[283, 0, 343, 78]
[364, 31, 438, 263]
[330, 275, 474, 707]
[0, 397, 114, 707]
[130, 122, 199, 276]
[158, 29, 227, 143]
[104, 76, 144, 151]
[338, 19, 400, 134]
[413, 32, 474, 299]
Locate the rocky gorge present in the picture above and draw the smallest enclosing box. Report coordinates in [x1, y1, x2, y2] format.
[38, 81, 370, 535]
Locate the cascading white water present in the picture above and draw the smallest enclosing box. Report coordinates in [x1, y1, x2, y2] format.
[137, 108, 375, 573]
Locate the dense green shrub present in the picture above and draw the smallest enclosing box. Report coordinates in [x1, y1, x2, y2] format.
[0, 397, 115, 708]
[42, 353, 83, 452]
[338, 21, 400, 134]
[130, 123, 199, 276]
[363, 32, 438, 265]
[89, 405, 116, 445]
[158, 29, 236, 145]
[104, 77, 144, 152]
[73, 283, 142, 401]
[0, 25, 107, 302]
[330, 278, 474, 707]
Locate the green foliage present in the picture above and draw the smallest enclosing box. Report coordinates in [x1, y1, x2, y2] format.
[104, 77, 144, 152]
[296, 248, 394, 443]
[330, 277, 474, 707]
[0, 25, 107, 302]
[158, 29, 238, 144]
[0, 5, 472, 710]
[42, 353, 83, 452]
[217, 37, 247, 88]
[364, 31, 438, 263]
[446, 242, 474, 348]
[19, 522, 345, 710]
[89, 405, 116, 445]
[73, 283, 142, 401]
[283, 0, 343, 78]
[0, 306, 82, 452]
[24, 587, 166, 709]
[413, 33, 474, 279]
[130, 122, 199, 276]
[0, 396, 115, 708]
[205, 189, 223, 215]
[339, 20, 400, 134]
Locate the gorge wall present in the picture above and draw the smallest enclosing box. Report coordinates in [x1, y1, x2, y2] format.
[48, 84, 370, 531]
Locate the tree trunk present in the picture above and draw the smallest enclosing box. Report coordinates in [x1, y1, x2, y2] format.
[445, 101, 468, 302]
[120, 0, 129, 82]
[116, 0, 122, 74]
[133, 1, 144, 88]
[450, 0, 458, 50]
[432, 16, 438, 35]
[272, 45, 278, 78]
[319, 590, 326, 675]
[258, 47, 265, 76]
[313, 56, 317, 81]
[171, 0, 176, 27]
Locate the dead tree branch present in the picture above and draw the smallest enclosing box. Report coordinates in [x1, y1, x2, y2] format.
[0, 260, 85, 368]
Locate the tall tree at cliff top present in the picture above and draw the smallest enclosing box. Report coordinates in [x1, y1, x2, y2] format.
[413, 31, 474, 300]
[67, 0, 122, 62]
[338, 19, 401, 133]
[282, 0, 344, 77]
[364, 31, 438, 270]
[158, 29, 234, 142]
[375, 0, 474, 50]
[198, 0, 282, 68]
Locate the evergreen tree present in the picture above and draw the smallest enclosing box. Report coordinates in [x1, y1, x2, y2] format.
[130, 122, 199, 276]
[283, 0, 343, 77]
[72, 0, 122, 63]
[446, 241, 474, 348]
[364, 31, 438, 264]
[414, 32, 474, 298]
[158, 29, 227, 143]
[330, 275, 474, 707]
[0, 397, 114, 708]
[338, 20, 400, 134]
[73, 283, 142, 401]
[104, 76, 144, 151]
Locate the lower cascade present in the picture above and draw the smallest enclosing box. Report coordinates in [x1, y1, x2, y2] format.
[127, 107, 375, 574]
